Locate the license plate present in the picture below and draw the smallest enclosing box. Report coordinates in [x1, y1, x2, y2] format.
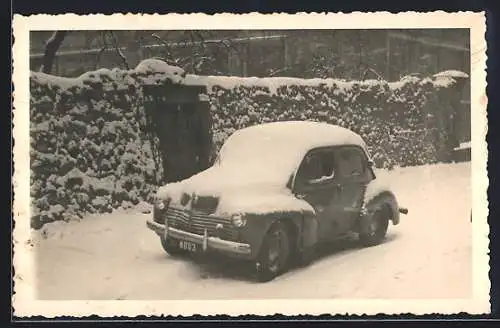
[179, 240, 198, 252]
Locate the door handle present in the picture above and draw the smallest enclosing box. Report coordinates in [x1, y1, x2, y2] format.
[296, 193, 306, 199]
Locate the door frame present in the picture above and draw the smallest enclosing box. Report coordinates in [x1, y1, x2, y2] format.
[330, 145, 374, 232]
[291, 144, 375, 240]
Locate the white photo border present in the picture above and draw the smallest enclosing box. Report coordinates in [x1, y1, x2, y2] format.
[12, 11, 489, 317]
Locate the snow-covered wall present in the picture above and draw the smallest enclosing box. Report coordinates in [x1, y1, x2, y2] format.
[29, 59, 463, 228]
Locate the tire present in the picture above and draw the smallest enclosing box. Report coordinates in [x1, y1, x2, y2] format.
[255, 221, 292, 282]
[359, 205, 390, 247]
[160, 236, 187, 257]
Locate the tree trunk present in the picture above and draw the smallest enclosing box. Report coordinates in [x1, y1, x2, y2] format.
[40, 31, 67, 74]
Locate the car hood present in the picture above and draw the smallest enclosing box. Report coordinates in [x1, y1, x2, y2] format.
[156, 165, 315, 217]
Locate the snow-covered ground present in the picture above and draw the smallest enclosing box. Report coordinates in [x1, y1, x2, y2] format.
[33, 162, 472, 300]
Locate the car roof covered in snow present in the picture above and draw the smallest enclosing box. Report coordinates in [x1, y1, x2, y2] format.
[228, 121, 369, 155]
[158, 121, 373, 201]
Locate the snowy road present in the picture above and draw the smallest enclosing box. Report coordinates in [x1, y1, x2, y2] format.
[34, 163, 472, 300]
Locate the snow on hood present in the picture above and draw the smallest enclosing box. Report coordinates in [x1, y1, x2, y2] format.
[158, 164, 289, 197]
[219, 189, 315, 216]
[156, 165, 315, 216]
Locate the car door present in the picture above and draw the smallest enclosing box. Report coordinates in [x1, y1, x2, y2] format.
[293, 147, 343, 242]
[331, 146, 374, 233]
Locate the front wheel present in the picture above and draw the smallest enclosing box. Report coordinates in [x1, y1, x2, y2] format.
[359, 206, 390, 247]
[255, 221, 291, 282]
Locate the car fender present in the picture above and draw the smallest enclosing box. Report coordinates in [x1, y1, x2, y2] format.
[243, 210, 318, 259]
[298, 211, 318, 250]
[362, 190, 401, 226]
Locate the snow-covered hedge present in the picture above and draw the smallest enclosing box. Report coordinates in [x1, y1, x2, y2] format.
[195, 73, 461, 169]
[29, 60, 187, 228]
[29, 59, 463, 228]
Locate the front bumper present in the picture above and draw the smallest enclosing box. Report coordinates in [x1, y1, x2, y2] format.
[146, 220, 252, 257]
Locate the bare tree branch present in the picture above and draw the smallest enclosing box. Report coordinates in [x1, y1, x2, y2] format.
[40, 31, 67, 74]
[361, 67, 385, 81]
[108, 31, 129, 69]
[152, 33, 173, 61]
[193, 30, 207, 51]
[268, 66, 292, 77]
[149, 31, 239, 75]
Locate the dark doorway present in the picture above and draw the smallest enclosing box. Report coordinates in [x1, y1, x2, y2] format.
[143, 84, 212, 184]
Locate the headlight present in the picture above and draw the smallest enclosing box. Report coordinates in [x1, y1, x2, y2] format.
[231, 214, 247, 228]
[155, 197, 170, 211]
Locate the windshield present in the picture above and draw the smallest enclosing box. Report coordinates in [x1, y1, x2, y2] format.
[215, 133, 303, 186]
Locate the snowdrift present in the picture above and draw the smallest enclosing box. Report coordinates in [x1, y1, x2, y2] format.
[29, 58, 464, 228]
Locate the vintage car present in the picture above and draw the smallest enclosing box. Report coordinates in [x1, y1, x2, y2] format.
[146, 121, 408, 282]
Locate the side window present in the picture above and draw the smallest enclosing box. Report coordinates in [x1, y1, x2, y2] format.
[296, 149, 336, 185]
[335, 147, 366, 179]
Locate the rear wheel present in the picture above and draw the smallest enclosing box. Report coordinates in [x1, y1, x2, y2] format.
[359, 205, 390, 247]
[255, 221, 291, 282]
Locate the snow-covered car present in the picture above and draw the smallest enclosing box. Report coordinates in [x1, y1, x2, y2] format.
[146, 121, 408, 281]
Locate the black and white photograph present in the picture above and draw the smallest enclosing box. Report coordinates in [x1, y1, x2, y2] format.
[12, 12, 489, 316]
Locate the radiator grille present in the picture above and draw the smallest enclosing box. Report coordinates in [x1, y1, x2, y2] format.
[165, 207, 239, 242]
